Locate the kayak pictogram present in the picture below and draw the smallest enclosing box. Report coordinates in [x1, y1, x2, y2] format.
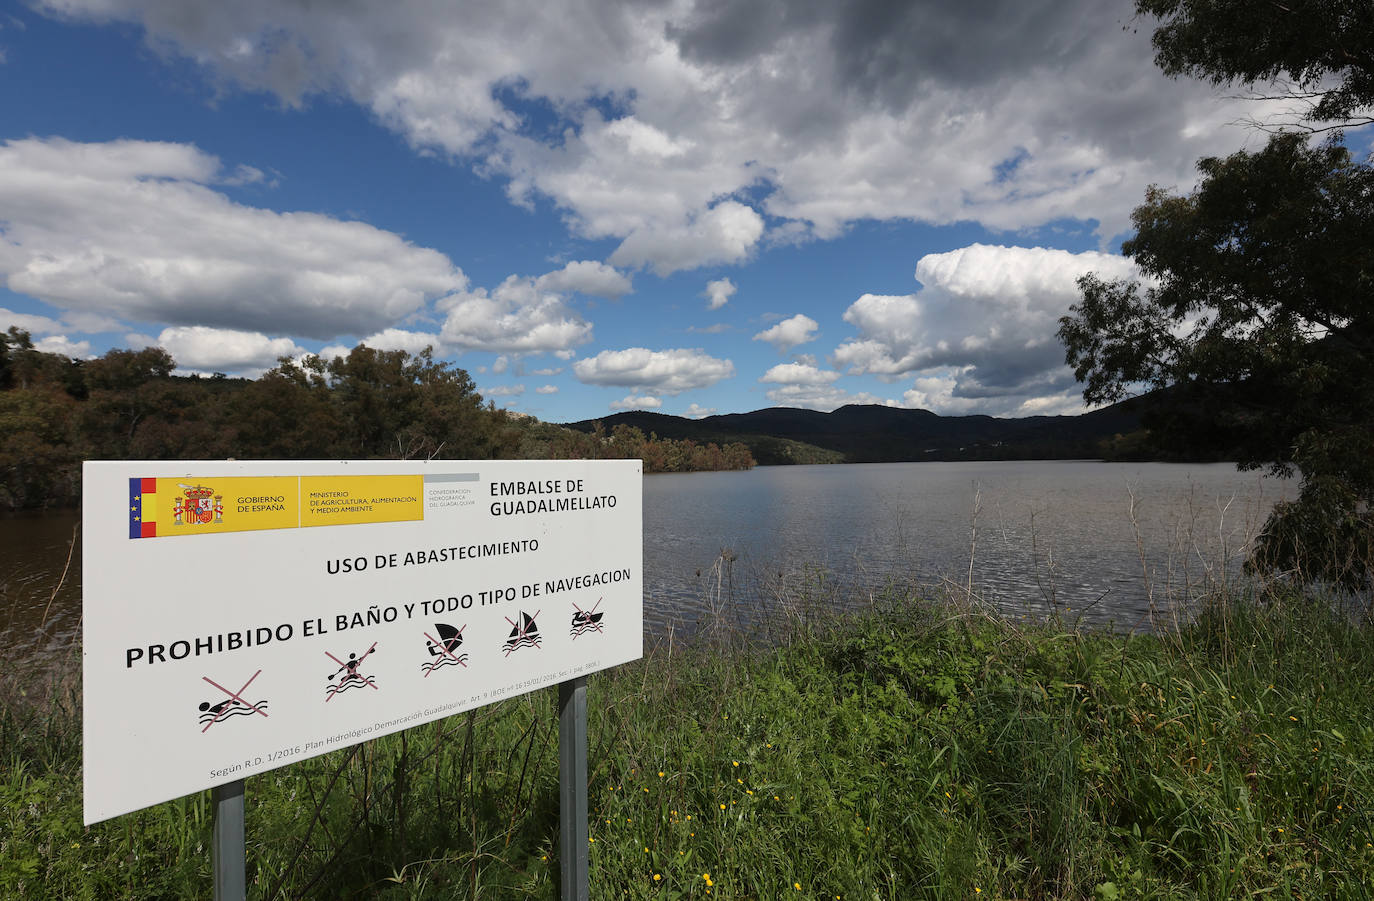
[325, 643, 378, 700]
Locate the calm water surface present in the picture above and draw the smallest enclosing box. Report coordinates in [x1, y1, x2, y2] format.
[1, 461, 1292, 661]
[641, 460, 1290, 634]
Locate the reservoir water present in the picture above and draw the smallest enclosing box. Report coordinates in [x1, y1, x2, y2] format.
[1, 460, 1292, 662]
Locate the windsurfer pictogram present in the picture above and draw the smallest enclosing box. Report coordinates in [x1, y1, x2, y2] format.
[502, 610, 541, 656]
[421, 623, 468, 676]
[569, 597, 605, 638]
[325, 643, 378, 700]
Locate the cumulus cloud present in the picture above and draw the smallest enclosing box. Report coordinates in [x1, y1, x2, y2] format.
[483, 383, 526, 397]
[313, 344, 353, 363]
[356, 328, 443, 356]
[682, 402, 716, 418]
[833, 243, 1137, 413]
[573, 347, 734, 395]
[758, 362, 840, 385]
[763, 383, 898, 412]
[34, 0, 1290, 272]
[0, 137, 466, 339]
[439, 274, 592, 354]
[156, 325, 305, 374]
[1, 307, 63, 336]
[901, 371, 1088, 417]
[753, 313, 818, 351]
[608, 201, 764, 275]
[34, 335, 93, 357]
[610, 394, 663, 410]
[704, 277, 736, 310]
[535, 384, 559, 394]
[535, 260, 632, 299]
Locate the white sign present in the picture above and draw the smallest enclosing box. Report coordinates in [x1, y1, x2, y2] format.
[82, 459, 642, 825]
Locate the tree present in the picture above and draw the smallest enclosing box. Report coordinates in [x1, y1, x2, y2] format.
[1138, 0, 1374, 129]
[1058, 134, 1373, 587]
[78, 347, 179, 458]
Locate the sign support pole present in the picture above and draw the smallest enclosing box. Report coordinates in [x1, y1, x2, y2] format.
[558, 676, 589, 901]
[212, 779, 246, 901]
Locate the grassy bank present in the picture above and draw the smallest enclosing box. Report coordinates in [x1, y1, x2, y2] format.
[4, 586, 1373, 899]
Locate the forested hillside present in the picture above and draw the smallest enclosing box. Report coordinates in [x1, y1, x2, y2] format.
[0, 329, 753, 509]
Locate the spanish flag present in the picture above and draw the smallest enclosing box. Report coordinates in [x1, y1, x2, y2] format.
[128, 478, 157, 539]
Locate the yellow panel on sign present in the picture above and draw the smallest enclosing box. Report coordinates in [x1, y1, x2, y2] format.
[148, 476, 299, 537]
[301, 475, 424, 527]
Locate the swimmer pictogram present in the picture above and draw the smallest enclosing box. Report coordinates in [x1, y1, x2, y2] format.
[199, 670, 268, 732]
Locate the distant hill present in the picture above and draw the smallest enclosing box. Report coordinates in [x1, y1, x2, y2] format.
[563, 400, 1153, 465]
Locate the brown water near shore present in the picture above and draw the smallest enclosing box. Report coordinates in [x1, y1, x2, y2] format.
[1, 509, 82, 666]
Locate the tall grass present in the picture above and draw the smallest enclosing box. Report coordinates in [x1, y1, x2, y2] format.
[3, 570, 1373, 899]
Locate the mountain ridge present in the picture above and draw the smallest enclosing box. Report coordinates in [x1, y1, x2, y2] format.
[562, 400, 1152, 466]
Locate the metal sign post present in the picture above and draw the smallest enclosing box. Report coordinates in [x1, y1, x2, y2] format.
[559, 676, 589, 900]
[212, 779, 246, 901]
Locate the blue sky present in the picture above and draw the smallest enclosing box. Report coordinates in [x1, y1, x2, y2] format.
[0, 0, 1324, 422]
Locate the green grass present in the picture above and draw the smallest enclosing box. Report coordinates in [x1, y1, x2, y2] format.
[4, 583, 1374, 899]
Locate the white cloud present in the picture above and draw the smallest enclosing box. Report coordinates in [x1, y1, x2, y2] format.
[357, 328, 443, 356]
[491, 355, 510, 375]
[832, 243, 1137, 414]
[573, 347, 734, 395]
[535, 260, 632, 299]
[763, 383, 898, 412]
[608, 201, 764, 275]
[156, 325, 305, 374]
[610, 394, 663, 411]
[753, 313, 818, 351]
[535, 384, 559, 394]
[483, 383, 526, 397]
[530, 366, 562, 376]
[314, 344, 353, 363]
[901, 372, 1089, 417]
[682, 402, 715, 419]
[758, 362, 840, 385]
[1, 307, 63, 336]
[439, 274, 592, 354]
[687, 323, 730, 335]
[704, 277, 736, 310]
[836, 243, 1134, 379]
[0, 137, 466, 339]
[34, 335, 93, 357]
[536, 260, 632, 300]
[37, 0, 1290, 271]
